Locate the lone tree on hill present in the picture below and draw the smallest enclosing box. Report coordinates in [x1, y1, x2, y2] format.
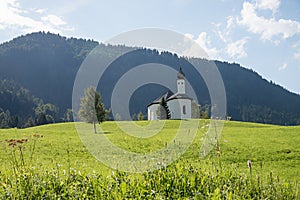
[78, 87, 109, 133]
[156, 97, 171, 119]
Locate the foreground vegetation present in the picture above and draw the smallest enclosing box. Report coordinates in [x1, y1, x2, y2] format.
[0, 120, 299, 199]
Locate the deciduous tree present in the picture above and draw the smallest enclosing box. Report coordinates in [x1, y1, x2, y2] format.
[78, 87, 108, 133]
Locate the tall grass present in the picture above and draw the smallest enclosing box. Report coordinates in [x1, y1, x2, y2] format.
[0, 131, 299, 199]
[0, 160, 298, 199]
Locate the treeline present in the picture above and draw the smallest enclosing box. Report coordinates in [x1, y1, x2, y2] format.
[213, 61, 300, 125]
[0, 32, 300, 126]
[0, 79, 73, 128]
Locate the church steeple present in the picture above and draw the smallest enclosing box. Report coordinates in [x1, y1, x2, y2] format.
[177, 65, 185, 94]
[177, 65, 185, 79]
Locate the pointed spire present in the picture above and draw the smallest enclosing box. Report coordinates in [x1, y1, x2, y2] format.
[177, 65, 185, 79]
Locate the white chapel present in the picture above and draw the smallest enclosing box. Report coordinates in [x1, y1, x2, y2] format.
[147, 66, 195, 120]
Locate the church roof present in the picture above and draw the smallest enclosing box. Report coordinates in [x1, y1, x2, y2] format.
[147, 91, 192, 107]
[147, 90, 174, 107]
[167, 93, 192, 101]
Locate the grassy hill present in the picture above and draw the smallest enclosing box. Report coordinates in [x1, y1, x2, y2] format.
[0, 120, 299, 198]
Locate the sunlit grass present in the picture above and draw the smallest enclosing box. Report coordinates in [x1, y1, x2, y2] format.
[0, 120, 299, 198]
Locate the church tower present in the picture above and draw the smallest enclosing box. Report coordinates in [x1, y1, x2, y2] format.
[177, 66, 185, 94]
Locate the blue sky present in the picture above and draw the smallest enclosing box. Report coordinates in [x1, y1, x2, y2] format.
[0, 0, 299, 94]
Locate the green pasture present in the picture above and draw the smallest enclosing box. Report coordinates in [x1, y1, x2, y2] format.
[0, 120, 299, 199]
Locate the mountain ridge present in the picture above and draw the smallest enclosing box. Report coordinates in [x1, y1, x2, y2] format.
[0, 32, 299, 126]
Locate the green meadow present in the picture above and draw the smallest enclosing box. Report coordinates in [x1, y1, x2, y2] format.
[0, 120, 299, 199]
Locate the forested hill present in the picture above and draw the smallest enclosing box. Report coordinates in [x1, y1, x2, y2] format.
[0, 32, 300, 127]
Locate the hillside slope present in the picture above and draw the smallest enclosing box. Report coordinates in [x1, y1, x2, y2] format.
[0, 32, 299, 125]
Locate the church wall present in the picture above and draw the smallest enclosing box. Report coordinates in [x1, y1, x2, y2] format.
[147, 104, 160, 120]
[168, 99, 191, 119]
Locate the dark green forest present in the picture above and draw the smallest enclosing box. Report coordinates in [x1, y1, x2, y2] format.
[0, 79, 73, 128]
[0, 32, 300, 128]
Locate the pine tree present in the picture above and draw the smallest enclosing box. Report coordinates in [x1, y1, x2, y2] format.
[36, 113, 47, 125]
[63, 109, 74, 122]
[24, 116, 35, 128]
[156, 97, 171, 120]
[78, 87, 108, 133]
[137, 112, 144, 121]
[162, 97, 171, 119]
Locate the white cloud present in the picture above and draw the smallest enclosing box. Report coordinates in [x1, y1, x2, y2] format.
[195, 32, 218, 56]
[0, 0, 71, 34]
[184, 33, 194, 40]
[256, 0, 280, 13]
[211, 13, 250, 60]
[34, 8, 47, 14]
[184, 32, 218, 58]
[226, 16, 235, 30]
[217, 30, 227, 43]
[237, 1, 300, 41]
[216, 16, 236, 44]
[278, 63, 287, 71]
[42, 15, 66, 26]
[226, 37, 248, 59]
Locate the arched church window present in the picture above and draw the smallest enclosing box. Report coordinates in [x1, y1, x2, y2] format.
[183, 105, 186, 115]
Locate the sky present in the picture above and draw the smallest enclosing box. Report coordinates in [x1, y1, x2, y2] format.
[0, 0, 300, 94]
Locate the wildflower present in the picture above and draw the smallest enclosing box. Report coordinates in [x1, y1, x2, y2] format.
[17, 139, 23, 144]
[247, 160, 252, 169]
[247, 160, 252, 177]
[6, 138, 28, 147]
[8, 142, 17, 147]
